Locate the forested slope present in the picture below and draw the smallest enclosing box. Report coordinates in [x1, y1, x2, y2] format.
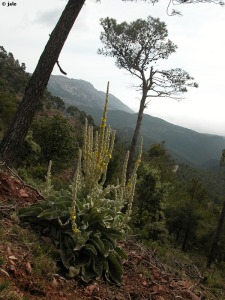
[1, 46, 225, 299]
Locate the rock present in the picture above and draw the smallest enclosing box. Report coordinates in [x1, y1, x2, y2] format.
[19, 189, 29, 198]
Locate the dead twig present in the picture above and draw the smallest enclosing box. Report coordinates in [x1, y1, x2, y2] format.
[0, 204, 17, 211]
[56, 61, 67, 75]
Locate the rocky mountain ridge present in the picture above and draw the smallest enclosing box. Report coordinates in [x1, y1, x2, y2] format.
[48, 75, 133, 114]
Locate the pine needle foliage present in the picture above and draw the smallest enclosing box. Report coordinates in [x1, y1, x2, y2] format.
[18, 82, 142, 284]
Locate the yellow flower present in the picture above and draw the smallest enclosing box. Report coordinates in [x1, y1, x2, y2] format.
[72, 227, 80, 234]
[100, 117, 107, 128]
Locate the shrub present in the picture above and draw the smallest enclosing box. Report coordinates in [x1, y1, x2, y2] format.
[132, 165, 169, 242]
[32, 113, 77, 165]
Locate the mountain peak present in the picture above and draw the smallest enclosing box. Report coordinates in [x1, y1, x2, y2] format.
[48, 75, 134, 114]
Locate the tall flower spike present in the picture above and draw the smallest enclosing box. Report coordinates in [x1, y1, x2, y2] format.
[100, 81, 109, 129]
[70, 149, 82, 235]
[82, 81, 115, 191]
[44, 160, 53, 197]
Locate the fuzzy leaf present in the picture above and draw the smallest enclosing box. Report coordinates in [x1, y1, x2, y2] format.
[90, 235, 107, 257]
[103, 260, 110, 281]
[92, 255, 103, 276]
[54, 195, 72, 204]
[73, 231, 91, 251]
[60, 250, 71, 269]
[83, 243, 97, 255]
[101, 227, 123, 240]
[76, 199, 84, 211]
[38, 208, 61, 219]
[115, 246, 127, 260]
[64, 235, 76, 250]
[102, 239, 114, 253]
[75, 252, 92, 267]
[108, 252, 123, 284]
[50, 226, 61, 241]
[81, 266, 96, 282]
[18, 206, 43, 218]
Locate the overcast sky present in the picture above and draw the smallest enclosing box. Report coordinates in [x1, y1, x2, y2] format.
[1, 0, 225, 136]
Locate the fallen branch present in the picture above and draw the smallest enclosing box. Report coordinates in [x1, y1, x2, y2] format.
[0, 204, 17, 211]
[2, 161, 44, 199]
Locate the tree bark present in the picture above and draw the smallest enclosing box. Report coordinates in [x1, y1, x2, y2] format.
[126, 90, 147, 179]
[207, 200, 225, 267]
[175, 227, 182, 243]
[182, 222, 190, 252]
[0, 0, 85, 164]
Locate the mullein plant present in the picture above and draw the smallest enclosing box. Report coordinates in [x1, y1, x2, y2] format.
[82, 82, 115, 191]
[43, 160, 53, 197]
[70, 81, 142, 232]
[19, 82, 142, 284]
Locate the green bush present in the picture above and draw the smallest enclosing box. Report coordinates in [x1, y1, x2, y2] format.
[32, 114, 77, 166]
[132, 165, 169, 242]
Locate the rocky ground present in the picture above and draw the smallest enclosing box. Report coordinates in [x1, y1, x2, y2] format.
[0, 170, 222, 300]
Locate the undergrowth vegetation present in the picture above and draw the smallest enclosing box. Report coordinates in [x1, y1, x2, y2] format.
[18, 83, 142, 284]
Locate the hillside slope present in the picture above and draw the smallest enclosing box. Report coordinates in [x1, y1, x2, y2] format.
[48, 75, 133, 113]
[107, 110, 225, 167]
[0, 170, 221, 300]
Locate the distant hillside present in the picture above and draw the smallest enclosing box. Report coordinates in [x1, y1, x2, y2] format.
[48, 75, 133, 114]
[82, 107, 225, 167]
[47, 75, 225, 168]
[106, 110, 225, 168]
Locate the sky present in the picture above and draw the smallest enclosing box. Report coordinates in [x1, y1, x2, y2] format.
[0, 0, 225, 136]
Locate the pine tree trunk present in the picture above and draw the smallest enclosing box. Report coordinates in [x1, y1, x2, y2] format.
[175, 227, 182, 243]
[0, 0, 85, 164]
[126, 91, 147, 179]
[181, 223, 190, 252]
[207, 200, 225, 267]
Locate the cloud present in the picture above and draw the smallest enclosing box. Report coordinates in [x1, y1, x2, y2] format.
[32, 8, 63, 28]
[1, 0, 224, 136]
